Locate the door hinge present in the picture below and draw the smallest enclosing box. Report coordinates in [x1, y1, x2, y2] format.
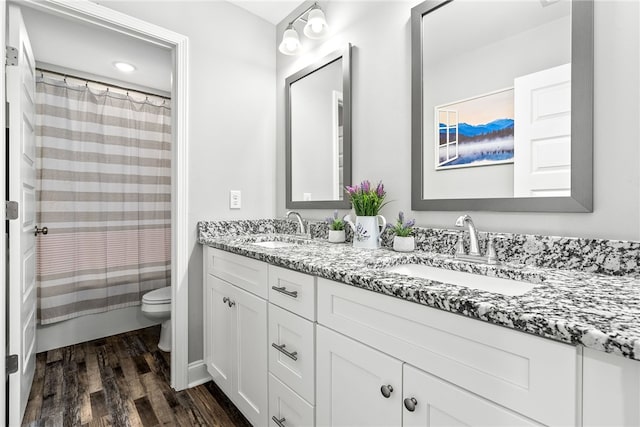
[6, 354, 18, 375]
[5, 46, 18, 67]
[5, 201, 18, 220]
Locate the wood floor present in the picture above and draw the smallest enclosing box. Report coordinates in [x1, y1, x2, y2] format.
[22, 326, 252, 427]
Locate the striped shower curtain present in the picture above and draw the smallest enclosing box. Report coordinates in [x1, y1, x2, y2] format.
[35, 76, 171, 325]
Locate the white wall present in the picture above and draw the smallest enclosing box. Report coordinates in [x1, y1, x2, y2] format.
[102, 0, 276, 363]
[276, 0, 640, 242]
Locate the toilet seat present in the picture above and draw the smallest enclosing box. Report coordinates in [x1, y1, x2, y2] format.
[142, 287, 171, 305]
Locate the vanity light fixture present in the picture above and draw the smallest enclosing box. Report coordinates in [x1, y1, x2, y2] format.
[113, 61, 136, 73]
[278, 2, 329, 55]
[279, 24, 302, 55]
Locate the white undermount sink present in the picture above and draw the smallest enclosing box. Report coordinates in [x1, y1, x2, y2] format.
[251, 241, 299, 249]
[384, 264, 538, 296]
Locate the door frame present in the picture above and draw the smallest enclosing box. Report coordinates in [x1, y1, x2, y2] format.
[1, 0, 191, 404]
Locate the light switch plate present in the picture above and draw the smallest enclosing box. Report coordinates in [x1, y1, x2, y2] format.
[229, 190, 241, 209]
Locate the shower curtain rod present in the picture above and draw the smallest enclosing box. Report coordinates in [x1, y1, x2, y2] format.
[37, 67, 171, 101]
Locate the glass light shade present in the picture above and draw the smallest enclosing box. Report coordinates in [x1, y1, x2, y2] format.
[303, 7, 329, 39]
[279, 27, 301, 55]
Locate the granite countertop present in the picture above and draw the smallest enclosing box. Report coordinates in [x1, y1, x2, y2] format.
[199, 226, 640, 361]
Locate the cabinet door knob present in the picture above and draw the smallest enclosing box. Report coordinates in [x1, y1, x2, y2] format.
[222, 296, 229, 304]
[35, 226, 48, 236]
[404, 397, 418, 412]
[380, 384, 394, 398]
[272, 416, 286, 427]
[227, 299, 235, 308]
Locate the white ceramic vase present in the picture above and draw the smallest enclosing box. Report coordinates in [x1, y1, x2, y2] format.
[344, 214, 387, 249]
[393, 236, 415, 252]
[328, 229, 346, 243]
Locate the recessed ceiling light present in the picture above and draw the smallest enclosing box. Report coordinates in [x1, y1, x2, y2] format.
[114, 62, 136, 73]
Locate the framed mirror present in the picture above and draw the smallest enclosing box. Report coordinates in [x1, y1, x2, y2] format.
[286, 44, 352, 209]
[411, 0, 593, 212]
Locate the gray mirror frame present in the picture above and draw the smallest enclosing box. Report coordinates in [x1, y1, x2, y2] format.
[286, 44, 352, 209]
[411, 0, 593, 212]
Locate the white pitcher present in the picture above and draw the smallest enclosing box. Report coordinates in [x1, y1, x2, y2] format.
[344, 214, 387, 249]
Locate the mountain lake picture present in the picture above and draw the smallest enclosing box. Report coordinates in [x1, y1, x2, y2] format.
[435, 88, 514, 170]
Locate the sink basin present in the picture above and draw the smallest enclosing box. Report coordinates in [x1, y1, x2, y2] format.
[251, 241, 299, 249]
[384, 264, 538, 296]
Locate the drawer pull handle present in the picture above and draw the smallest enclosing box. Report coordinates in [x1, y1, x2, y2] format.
[272, 416, 286, 427]
[272, 286, 298, 298]
[380, 384, 394, 398]
[271, 343, 298, 361]
[404, 397, 418, 412]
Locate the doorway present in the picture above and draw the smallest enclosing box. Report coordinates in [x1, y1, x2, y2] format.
[2, 1, 189, 424]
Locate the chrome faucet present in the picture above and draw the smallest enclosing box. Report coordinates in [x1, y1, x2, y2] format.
[455, 214, 481, 257]
[452, 215, 504, 265]
[286, 211, 308, 236]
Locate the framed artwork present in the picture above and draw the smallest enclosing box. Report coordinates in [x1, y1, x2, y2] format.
[435, 88, 514, 170]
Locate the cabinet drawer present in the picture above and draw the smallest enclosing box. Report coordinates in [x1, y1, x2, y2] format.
[269, 374, 314, 427]
[206, 247, 268, 298]
[268, 265, 316, 321]
[269, 304, 315, 404]
[317, 278, 578, 427]
[403, 364, 544, 427]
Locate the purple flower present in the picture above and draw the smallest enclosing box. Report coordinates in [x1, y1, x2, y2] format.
[361, 180, 371, 193]
[345, 185, 357, 195]
[398, 211, 405, 223]
[403, 219, 416, 228]
[332, 210, 339, 220]
[376, 181, 385, 197]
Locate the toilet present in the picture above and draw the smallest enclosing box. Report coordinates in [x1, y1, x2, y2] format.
[141, 287, 172, 352]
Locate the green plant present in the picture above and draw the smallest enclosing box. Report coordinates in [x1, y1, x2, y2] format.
[389, 211, 415, 237]
[345, 180, 388, 216]
[325, 210, 345, 231]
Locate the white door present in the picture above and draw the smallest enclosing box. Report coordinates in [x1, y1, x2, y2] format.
[316, 325, 402, 427]
[403, 364, 543, 427]
[233, 283, 268, 427]
[513, 63, 571, 197]
[7, 5, 37, 426]
[205, 275, 234, 396]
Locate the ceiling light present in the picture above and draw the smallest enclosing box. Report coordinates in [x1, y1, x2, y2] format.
[279, 25, 301, 56]
[303, 5, 329, 39]
[279, 3, 330, 56]
[114, 62, 136, 73]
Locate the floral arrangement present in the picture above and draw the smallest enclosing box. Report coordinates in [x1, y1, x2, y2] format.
[389, 211, 415, 237]
[325, 210, 345, 231]
[345, 180, 387, 216]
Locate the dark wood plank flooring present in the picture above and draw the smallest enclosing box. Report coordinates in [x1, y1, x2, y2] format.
[22, 326, 252, 427]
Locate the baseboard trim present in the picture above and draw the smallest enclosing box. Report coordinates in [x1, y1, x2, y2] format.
[188, 360, 211, 388]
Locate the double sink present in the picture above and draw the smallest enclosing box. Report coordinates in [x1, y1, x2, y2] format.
[246, 235, 538, 297]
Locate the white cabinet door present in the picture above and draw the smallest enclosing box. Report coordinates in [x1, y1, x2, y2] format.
[316, 325, 402, 427]
[204, 274, 268, 427]
[403, 364, 544, 427]
[233, 283, 268, 427]
[204, 275, 234, 396]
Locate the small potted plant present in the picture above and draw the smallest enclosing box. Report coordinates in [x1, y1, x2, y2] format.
[325, 210, 346, 243]
[343, 180, 388, 249]
[390, 211, 415, 252]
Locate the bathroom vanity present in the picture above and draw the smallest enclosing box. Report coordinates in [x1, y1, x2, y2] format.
[200, 220, 640, 426]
